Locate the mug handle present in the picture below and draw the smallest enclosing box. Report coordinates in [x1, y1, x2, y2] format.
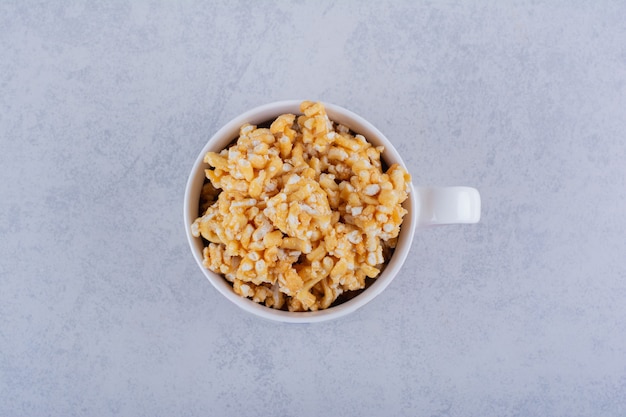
[415, 186, 481, 226]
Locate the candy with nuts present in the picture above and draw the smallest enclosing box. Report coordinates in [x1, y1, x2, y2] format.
[191, 101, 411, 312]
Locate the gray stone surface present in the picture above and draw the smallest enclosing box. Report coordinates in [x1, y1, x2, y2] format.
[1, 1, 625, 416]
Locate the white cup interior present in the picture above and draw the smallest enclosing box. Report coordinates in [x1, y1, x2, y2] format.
[184, 100, 417, 323]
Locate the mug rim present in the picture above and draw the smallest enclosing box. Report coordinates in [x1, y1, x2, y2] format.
[184, 100, 417, 323]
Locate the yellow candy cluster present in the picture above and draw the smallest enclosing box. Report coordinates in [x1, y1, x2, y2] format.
[191, 101, 410, 311]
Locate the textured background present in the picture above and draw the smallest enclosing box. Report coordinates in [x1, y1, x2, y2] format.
[1, 1, 626, 416]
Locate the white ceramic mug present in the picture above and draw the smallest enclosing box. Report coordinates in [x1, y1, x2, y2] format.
[184, 100, 481, 323]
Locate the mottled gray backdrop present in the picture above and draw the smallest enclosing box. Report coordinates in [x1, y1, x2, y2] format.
[1, 1, 625, 416]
